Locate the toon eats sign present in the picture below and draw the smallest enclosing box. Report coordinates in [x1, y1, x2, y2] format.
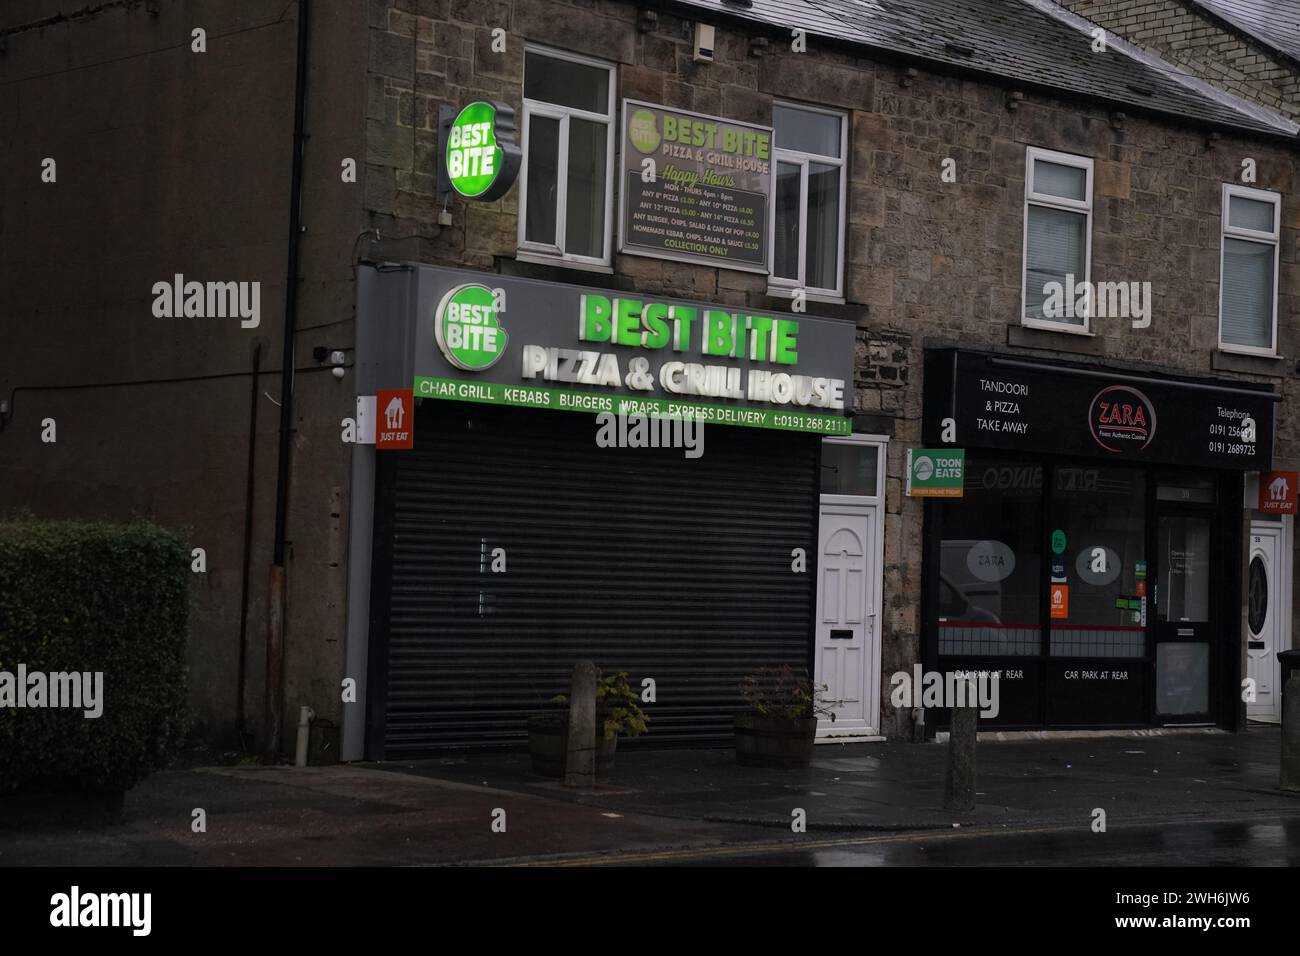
[411, 267, 854, 434]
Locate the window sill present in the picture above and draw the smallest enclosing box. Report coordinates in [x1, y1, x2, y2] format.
[767, 285, 846, 306]
[515, 250, 613, 275]
[1211, 349, 1286, 378]
[1020, 319, 1094, 337]
[1007, 323, 1106, 356]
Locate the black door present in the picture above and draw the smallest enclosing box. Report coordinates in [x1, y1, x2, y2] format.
[1150, 481, 1219, 725]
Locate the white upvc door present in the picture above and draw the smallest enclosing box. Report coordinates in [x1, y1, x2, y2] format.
[1247, 521, 1288, 721]
[813, 434, 886, 740]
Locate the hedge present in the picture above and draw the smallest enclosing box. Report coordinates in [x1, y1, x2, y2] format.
[0, 520, 190, 793]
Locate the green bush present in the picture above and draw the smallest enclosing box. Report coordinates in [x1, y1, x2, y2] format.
[0, 520, 190, 793]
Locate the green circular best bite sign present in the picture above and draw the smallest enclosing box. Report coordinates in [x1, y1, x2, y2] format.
[445, 101, 521, 201]
[435, 284, 508, 371]
[629, 109, 660, 154]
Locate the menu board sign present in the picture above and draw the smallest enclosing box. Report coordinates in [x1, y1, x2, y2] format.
[618, 100, 772, 272]
[923, 349, 1276, 471]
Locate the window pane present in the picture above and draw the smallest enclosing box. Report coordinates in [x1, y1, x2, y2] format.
[1156, 643, 1209, 715]
[1157, 478, 1217, 504]
[773, 105, 840, 157]
[1158, 516, 1211, 623]
[564, 118, 606, 258]
[1248, 555, 1268, 636]
[805, 162, 840, 291]
[937, 459, 1042, 657]
[523, 52, 609, 113]
[1048, 467, 1146, 659]
[524, 114, 559, 246]
[773, 161, 800, 281]
[1229, 195, 1274, 233]
[821, 441, 877, 495]
[1033, 159, 1087, 201]
[1025, 205, 1087, 324]
[1221, 237, 1274, 348]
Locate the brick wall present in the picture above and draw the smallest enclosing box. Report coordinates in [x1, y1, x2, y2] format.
[1058, 0, 1300, 119]
[365, 0, 1300, 735]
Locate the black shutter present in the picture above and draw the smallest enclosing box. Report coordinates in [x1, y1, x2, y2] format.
[373, 400, 819, 755]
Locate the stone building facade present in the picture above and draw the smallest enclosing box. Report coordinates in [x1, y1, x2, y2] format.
[3, 0, 1297, 753]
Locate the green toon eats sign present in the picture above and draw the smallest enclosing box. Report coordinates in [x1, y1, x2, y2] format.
[442, 101, 522, 201]
[906, 448, 965, 498]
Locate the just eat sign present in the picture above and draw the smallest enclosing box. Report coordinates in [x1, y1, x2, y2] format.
[1259, 471, 1298, 515]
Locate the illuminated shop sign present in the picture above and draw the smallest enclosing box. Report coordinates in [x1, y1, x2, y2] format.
[412, 267, 854, 435]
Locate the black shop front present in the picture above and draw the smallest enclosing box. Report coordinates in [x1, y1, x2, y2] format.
[920, 348, 1276, 731]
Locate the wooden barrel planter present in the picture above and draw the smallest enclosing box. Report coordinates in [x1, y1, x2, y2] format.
[734, 714, 818, 769]
[527, 715, 617, 779]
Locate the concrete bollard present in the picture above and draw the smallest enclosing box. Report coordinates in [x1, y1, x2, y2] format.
[1281, 673, 1300, 792]
[564, 660, 598, 789]
[944, 686, 977, 812]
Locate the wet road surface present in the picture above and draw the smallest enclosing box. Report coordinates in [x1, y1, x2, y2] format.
[537, 815, 1300, 866]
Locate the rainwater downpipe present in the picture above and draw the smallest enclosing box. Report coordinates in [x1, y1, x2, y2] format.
[264, 0, 310, 765]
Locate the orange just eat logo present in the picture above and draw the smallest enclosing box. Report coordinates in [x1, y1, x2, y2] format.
[376, 389, 414, 450]
[1259, 471, 1298, 514]
[1050, 584, 1069, 619]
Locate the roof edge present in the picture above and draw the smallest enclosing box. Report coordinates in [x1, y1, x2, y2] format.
[1021, 0, 1299, 137]
[1180, 0, 1300, 73]
[658, 0, 1300, 144]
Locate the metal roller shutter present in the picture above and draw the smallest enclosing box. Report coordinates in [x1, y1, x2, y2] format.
[370, 400, 819, 756]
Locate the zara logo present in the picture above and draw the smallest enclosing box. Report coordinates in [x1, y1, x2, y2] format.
[1088, 384, 1157, 454]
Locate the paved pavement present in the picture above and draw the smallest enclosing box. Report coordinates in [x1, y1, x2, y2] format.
[381, 724, 1300, 833]
[0, 725, 1295, 866]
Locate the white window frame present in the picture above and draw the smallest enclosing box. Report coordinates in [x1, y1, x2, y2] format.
[768, 101, 848, 302]
[1218, 183, 1281, 356]
[1021, 146, 1094, 335]
[516, 45, 616, 269]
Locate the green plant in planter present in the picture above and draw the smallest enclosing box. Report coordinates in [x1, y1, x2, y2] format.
[550, 670, 650, 740]
[739, 665, 836, 722]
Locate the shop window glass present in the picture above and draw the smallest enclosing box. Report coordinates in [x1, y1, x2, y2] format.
[1048, 466, 1146, 658]
[1158, 515, 1211, 623]
[1156, 642, 1209, 715]
[936, 459, 1042, 657]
